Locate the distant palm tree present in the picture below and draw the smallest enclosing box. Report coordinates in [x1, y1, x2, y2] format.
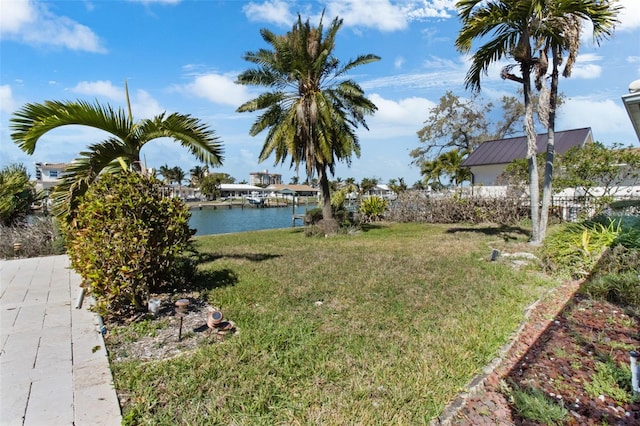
[189, 165, 209, 187]
[158, 164, 174, 184]
[10, 85, 224, 219]
[236, 14, 379, 227]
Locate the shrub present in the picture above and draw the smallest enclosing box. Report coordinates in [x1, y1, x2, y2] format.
[63, 172, 195, 317]
[304, 207, 324, 225]
[542, 218, 622, 279]
[360, 196, 388, 222]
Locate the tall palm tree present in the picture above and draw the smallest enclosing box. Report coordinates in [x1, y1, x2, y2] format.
[10, 86, 224, 219]
[236, 14, 380, 225]
[456, 0, 547, 242]
[533, 0, 619, 240]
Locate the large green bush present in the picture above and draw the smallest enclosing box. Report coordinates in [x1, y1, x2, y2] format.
[63, 172, 194, 316]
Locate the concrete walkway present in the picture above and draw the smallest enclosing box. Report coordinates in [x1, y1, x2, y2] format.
[1, 255, 122, 426]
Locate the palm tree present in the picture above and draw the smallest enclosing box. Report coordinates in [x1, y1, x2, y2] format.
[158, 164, 174, 184]
[189, 165, 209, 187]
[236, 13, 380, 226]
[10, 86, 224, 219]
[456, 0, 547, 242]
[533, 0, 619, 240]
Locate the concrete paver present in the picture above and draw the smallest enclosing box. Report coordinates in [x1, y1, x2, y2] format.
[1, 255, 122, 426]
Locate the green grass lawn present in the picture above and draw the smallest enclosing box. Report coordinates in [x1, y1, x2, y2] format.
[111, 222, 556, 425]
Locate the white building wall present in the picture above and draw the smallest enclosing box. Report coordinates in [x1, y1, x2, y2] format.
[469, 164, 507, 186]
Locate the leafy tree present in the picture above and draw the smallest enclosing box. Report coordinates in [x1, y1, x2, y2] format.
[412, 91, 532, 187]
[200, 172, 235, 200]
[290, 176, 300, 185]
[533, 0, 619, 240]
[413, 91, 524, 159]
[10, 84, 224, 220]
[555, 143, 640, 199]
[0, 163, 39, 226]
[236, 14, 380, 230]
[171, 166, 186, 186]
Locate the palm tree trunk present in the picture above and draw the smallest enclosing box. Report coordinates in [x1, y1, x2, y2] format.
[523, 64, 541, 244]
[539, 46, 560, 242]
[318, 165, 334, 221]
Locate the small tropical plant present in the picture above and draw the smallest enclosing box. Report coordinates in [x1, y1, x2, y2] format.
[360, 196, 388, 223]
[542, 217, 623, 278]
[506, 383, 568, 425]
[63, 171, 194, 317]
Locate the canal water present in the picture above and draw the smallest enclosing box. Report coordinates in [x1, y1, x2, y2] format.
[189, 204, 316, 236]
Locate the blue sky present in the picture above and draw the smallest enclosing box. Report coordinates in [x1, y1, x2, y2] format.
[1, 0, 639, 185]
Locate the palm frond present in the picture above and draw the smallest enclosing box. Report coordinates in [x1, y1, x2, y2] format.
[10, 99, 132, 154]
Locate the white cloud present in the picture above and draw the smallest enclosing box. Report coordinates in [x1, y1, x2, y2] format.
[405, 0, 457, 20]
[131, 90, 164, 119]
[243, 0, 295, 26]
[0, 0, 35, 34]
[0, 0, 106, 52]
[326, 0, 408, 31]
[364, 94, 435, 138]
[627, 56, 640, 63]
[70, 82, 163, 119]
[617, 0, 640, 32]
[179, 73, 252, 107]
[370, 94, 434, 125]
[394, 56, 405, 69]
[570, 54, 603, 79]
[0, 85, 16, 113]
[558, 97, 634, 144]
[71, 80, 124, 101]
[127, 0, 181, 4]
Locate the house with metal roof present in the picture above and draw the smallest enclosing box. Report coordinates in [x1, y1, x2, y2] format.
[461, 127, 593, 190]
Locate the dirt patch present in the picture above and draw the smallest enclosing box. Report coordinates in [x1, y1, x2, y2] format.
[452, 280, 640, 425]
[105, 293, 236, 363]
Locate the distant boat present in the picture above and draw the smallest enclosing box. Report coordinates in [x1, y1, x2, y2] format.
[246, 197, 265, 206]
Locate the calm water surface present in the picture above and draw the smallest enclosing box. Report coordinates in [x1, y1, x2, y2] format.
[189, 204, 315, 236]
